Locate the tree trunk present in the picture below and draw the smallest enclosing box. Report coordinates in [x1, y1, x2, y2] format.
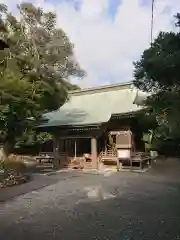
[0, 139, 15, 164]
[0, 146, 8, 164]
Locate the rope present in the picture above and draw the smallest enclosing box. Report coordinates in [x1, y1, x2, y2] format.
[150, 0, 155, 44]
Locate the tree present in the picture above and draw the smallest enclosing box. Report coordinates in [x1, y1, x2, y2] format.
[0, 2, 84, 161]
[133, 13, 180, 140]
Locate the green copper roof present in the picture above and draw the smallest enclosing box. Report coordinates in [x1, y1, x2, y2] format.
[40, 82, 146, 128]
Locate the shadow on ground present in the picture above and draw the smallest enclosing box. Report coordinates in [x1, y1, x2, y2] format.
[0, 171, 82, 203]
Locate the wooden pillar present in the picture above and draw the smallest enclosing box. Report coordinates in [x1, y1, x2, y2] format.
[53, 135, 60, 169]
[65, 139, 68, 154]
[74, 139, 77, 160]
[91, 137, 98, 169]
[59, 138, 64, 152]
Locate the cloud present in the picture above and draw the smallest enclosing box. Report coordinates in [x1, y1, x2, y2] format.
[1, 0, 180, 87]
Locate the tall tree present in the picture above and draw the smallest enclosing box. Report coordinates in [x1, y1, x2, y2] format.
[0, 2, 84, 161]
[133, 13, 180, 140]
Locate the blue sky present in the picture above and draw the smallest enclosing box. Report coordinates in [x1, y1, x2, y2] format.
[1, 0, 180, 87]
[46, 0, 122, 19]
[140, 0, 152, 7]
[108, 0, 121, 20]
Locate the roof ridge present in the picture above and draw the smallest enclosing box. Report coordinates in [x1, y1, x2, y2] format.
[69, 81, 133, 95]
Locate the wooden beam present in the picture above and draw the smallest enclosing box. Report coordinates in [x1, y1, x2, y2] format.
[110, 131, 119, 135]
[58, 136, 91, 139]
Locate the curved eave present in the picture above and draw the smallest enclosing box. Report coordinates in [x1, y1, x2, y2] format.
[111, 110, 141, 119]
[36, 122, 104, 132]
[133, 90, 149, 106]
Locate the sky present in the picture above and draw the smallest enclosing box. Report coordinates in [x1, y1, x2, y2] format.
[1, 0, 180, 87]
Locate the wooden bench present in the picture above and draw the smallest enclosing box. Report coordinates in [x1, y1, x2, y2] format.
[36, 152, 68, 164]
[118, 152, 151, 170]
[131, 152, 151, 170]
[36, 152, 54, 164]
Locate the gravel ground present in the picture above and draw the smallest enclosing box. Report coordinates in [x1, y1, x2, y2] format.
[0, 158, 180, 240]
[0, 171, 83, 202]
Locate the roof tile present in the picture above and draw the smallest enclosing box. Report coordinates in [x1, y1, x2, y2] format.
[41, 83, 146, 128]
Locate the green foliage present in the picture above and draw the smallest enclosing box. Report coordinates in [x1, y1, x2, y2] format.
[133, 13, 180, 140]
[142, 130, 154, 151]
[0, 2, 84, 153]
[136, 109, 157, 132]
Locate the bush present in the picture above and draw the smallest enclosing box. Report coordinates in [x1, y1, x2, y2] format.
[3, 154, 26, 173]
[0, 155, 32, 188]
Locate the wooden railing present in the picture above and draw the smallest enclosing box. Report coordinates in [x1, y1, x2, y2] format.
[100, 150, 117, 157]
[100, 150, 118, 164]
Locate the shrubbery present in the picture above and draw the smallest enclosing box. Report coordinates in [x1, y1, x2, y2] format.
[3, 155, 26, 173]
